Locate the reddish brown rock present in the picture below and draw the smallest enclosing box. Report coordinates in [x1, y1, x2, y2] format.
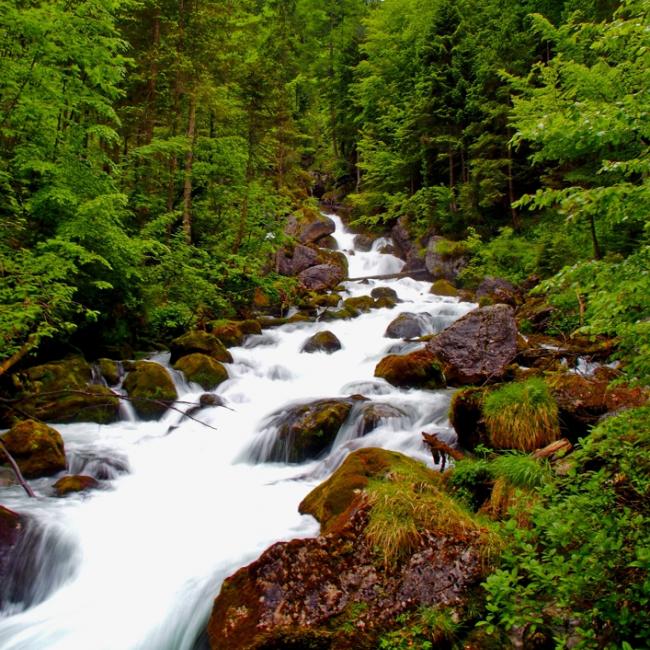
[427, 305, 517, 385]
[299, 264, 345, 292]
[384, 312, 429, 339]
[1, 420, 66, 478]
[449, 387, 489, 451]
[53, 475, 100, 497]
[0, 506, 23, 605]
[208, 449, 490, 650]
[375, 348, 446, 389]
[547, 373, 648, 438]
[301, 331, 342, 354]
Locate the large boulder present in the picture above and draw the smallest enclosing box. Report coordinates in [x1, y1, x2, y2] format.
[424, 237, 469, 282]
[174, 354, 229, 391]
[8, 357, 120, 424]
[123, 361, 178, 420]
[208, 449, 491, 650]
[427, 304, 518, 385]
[384, 312, 430, 339]
[301, 331, 342, 354]
[375, 348, 446, 389]
[250, 398, 357, 463]
[1, 420, 66, 478]
[170, 331, 233, 364]
[298, 264, 345, 292]
[449, 387, 489, 452]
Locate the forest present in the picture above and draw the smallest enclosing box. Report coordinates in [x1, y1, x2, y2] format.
[0, 0, 649, 648]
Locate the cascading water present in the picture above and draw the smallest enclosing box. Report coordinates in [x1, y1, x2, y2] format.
[0, 214, 475, 649]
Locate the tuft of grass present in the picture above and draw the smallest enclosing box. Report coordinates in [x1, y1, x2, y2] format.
[489, 452, 551, 490]
[483, 378, 560, 452]
[364, 463, 489, 568]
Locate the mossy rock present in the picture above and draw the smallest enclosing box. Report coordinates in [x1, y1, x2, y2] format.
[53, 475, 99, 497]
[299, 292, 341, 309]
[449, 387, 489, 451]
[174, 353, 228, 390]
[209, 320, 262, 347]
[1, 420, 66, 478]
[97, 359, 120, 386]
[370, 286, 399, 302]
[301, 331, 342, 354]
[374, 348, 446, 389]
[169, 330, 233, 364]
[263, 399, 356, 463]
[342, 295, 376, 315]
[10, 357, 120, 424]
[430, 279, 458, 297]
[319, 307, 356, 322]
[299, 447, 401, 533]
[123, 361, 178, 420]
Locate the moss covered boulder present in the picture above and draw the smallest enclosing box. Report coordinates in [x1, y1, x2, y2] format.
[9, 357, 120, 424]
[449, 387, 489, 451]
[384, 312, 430, 339]
[208, 449, 492, 650]
[301, 331, 342, 354]
[97, 359, 121, 386]
[1, 420, 66, 478]
[251, 398, 357, 463]
[169, 331, 233, 364]
[123, 361, 178, 420]
[374, 348, 445, 389]
[285, 208, 336, 245]
[430, 279, 458, 297]
[174, 354, 228, 390]
[0, 505, 23, 606]
[53, 475, 100, 497]
[342, 295, 376, 315]
[209, 320, 262, 348]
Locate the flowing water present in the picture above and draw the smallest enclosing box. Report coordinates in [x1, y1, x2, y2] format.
[0, 215, 475, 649]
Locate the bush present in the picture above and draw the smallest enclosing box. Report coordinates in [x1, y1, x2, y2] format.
[480, 406, 650, 648]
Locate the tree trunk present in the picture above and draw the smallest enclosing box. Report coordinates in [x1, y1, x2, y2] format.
[508, 145, 520, 230]
[589, 213, 602, 260]
[182, 94, 197, 245]
[449, 148, 458, 212]
[144, 8, 161, 144]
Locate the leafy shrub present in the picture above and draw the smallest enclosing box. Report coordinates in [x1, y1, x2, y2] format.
[483, 378, 560, 452]
[480, 406, 650, 648]
[378, 607, 459, 650]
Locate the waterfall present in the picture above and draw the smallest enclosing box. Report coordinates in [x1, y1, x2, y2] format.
[0, 213, 475, 649]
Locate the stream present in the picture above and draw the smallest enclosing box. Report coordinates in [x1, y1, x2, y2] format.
[0, 215, 475, 649]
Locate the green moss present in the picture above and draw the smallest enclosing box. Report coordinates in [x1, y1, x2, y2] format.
[375, 349, 446, 389]
[174, 353, 228, 390]
[430, 279, 458, 297]
[169, 330, 233, 363]
[1, 419, 66, 478]
[343, 295, 376, 315]
[483, 378, 560, 452]
[123, 361, 178, 420]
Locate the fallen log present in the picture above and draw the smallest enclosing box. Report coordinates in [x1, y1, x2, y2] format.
[422, 432, 464, 472]
[346, 270, 432, 282]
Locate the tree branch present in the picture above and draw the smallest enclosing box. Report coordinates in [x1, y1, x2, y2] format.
[0, 439, 36, 498]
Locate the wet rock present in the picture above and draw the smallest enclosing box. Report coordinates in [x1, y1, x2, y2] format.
[255, 398, 357, 463]
[424, 237, 469, 282]
[0, 420, 66, 478]
[356, 402, 408, 436]
[342, 295, 376, 315]
[290, 244, 321, 275]
[53, 475, 100, 497]
[208, 319, 261, 347]
[371, 286, 399, 302]
[546, 373, 648, 439]
[208, 449, 490, 650]
[427, 305, 518, 385]
[319, 235, 339, 250]
[9, 357, 120, 424]
[384, 312, 430, 339]
[97, 358, 121, 386]
[285, 210, 336, 245]
[353, 234, 375, 252]
[174, 354, 229, 390]
[430, 279, 458, 297]
[299, 264, 346, 292]
[375, 348, 446, 389]
[123, 361, 178, 420]
[301, 331, 342, 354]
[516, 296, 555, 333]
[476, 276, 519, 307]
[170, 330, 233, 364]
[200, 394, 225, 408]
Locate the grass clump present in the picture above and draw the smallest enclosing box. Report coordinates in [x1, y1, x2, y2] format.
[483, 378, 559, 452]
[378, 606, 460, 649]
[364, 460, 489, 568]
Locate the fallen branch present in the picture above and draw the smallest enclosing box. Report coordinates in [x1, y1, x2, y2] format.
[422, 432, 464, 472]
[0, 439, 36, 498]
